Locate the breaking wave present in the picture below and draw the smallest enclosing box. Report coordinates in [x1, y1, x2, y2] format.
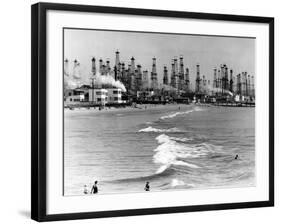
[153, 134, 221, 174]
[160, 107, 204, 120]
[138, 126, 185, 133]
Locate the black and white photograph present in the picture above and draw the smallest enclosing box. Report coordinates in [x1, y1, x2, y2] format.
[63, 28, 256, 196]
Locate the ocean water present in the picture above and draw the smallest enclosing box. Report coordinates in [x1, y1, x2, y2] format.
[64, 104, 255, 196]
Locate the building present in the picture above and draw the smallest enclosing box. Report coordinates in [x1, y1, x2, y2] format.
[64, 89, 85, 105]
[137, 90, 155, 100]
[107, 88, 123, 103]
[89, 88, 108, 105]
[88, 88, 123, 104]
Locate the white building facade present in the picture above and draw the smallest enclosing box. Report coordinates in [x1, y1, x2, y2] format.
[64, 89, 85, 105]
[89, 89, 108, 105]
[107, 88, 122, 103]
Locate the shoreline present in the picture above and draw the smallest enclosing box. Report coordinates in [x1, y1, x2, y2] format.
[64, 103, 194, 114]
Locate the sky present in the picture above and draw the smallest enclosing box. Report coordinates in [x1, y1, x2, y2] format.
[64, 28, 255, 86]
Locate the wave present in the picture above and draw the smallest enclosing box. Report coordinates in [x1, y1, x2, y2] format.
[160, 106, 204, 120]
[153, 134, 221, 174]
[171, 178, 185, 187]
[138, 126, 185, 133]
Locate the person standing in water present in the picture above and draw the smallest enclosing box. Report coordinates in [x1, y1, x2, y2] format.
[83, 185, 88, 194]
[235, 154, 239, 160]
[144, 182, 150, 191]
[91, 181, 98, 194]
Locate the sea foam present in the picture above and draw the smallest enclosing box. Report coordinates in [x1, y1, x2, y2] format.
[170, 179, 185, 187]
[153, 134, 220, 174]
[138, 126, 184, 133]
[160, 107, 203, 120]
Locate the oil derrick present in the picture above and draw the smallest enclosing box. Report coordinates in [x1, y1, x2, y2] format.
[229, 69, 234, 93]
[174, 58, 179, 90]
[99, 59, 104, 74]
[251, 76, 255, 97]
[151, 57, 158, 90]
[135, 65, 142, 91]
[237, 73, 241, 95]
[202, 75, 207, 93]
[224, 65, 229, 91]
[64, 58, 69, 77]
[101, 65, 107, 76]
[115, 50, 120, 71]
[179, 56, 185, 90]
[185, 68, 190, 93]
[245, 72, 248, 96]
[90, 57, 96, 88]
[130, 57, 136, 93]
[142, 70, 149, 90]
[114, 50, 121, 80]
[170, 62, 176, 88]
[213, 68, 217, 95]
[195, 64, 201, 93]
[220, 64, 225, 94]
[106, 60, 111, 74]
[163, 66, 168, 85]
[217, 69, 221, 90]
[241, 72, 247, 96]
[247, 74, 251, 97]
[120, 63, 126, 82]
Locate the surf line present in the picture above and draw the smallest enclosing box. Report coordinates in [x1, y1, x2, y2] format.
[160, 107, 203, 120]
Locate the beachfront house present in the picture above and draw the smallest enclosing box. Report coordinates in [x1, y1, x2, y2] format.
[107, 88, 123, 104]
[88, 88, 108, 105]
[64, 89, 85, 105]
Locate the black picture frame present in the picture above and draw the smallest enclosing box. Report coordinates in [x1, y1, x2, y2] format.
[31, 2, 274, 222]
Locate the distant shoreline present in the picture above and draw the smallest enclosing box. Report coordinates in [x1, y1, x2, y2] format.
[64, 103, 193, 114]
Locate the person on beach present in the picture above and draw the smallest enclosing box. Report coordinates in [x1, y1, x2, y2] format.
[235, 154, 239, 160]
[144, 182, 150, 191]
[83, 185, 88, 194]
[91, 181, 98, 194]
